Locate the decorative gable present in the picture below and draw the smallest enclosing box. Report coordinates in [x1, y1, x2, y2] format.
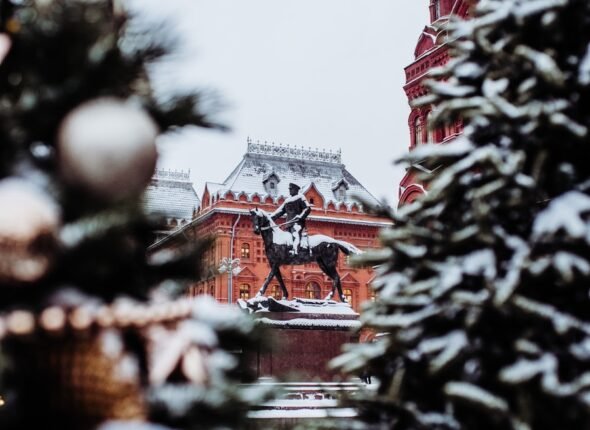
[340, 273, 359, 285]
[414, 28, 436, 58]
[235, 267, 257, 280]
[303, 182, 324, 208]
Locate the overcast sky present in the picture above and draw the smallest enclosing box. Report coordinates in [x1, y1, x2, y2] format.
[135, 1, 430, 206]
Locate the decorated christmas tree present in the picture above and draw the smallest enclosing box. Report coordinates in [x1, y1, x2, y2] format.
[0, 1, 268, 428]
[334, 0, 590, 428]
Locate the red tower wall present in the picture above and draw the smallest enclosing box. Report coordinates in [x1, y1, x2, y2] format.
[399, 0, 473, 206]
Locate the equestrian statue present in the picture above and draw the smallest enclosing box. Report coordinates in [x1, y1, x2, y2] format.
[250, 182, 362, 303]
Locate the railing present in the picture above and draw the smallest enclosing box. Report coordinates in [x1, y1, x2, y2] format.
[153, 168, 191, 181]
[247, 138, 342, 164]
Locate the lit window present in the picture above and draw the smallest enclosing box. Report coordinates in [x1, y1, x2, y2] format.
[344, 288, 353, 305]
[305, 282, 321, 300]
[270, 285, 282, 299]
[239, 284, 251, 300]
[241, 243, 250, 259]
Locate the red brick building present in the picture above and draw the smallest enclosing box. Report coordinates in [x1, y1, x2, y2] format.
[399, 0, 472, 205]
[150, 139, 391, 311]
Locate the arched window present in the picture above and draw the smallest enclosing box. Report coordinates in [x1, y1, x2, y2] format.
[414, 116, 423, 146]
[209, 285, 215, 296]
[270, 285, 282, 300]
[305, 282, 321, 300]
[343, 288, 353, 306]
[239, 284, 251, 300]
[241, 243, 250, 259]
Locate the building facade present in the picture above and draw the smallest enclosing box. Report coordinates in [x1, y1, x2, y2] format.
[143, 168, 200, 243]
[150, 139, 391, 312]
[399, 0, 472, 205]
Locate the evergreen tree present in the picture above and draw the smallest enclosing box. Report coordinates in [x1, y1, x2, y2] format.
[334, 0, 590, 428]
[0, 1, 267, 429]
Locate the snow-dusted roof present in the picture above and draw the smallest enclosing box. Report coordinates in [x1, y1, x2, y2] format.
[143, 169, 200, 221]
[214, 139, 380, 207]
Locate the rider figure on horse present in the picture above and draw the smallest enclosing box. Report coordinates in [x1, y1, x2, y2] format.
[271, 182, 311, 256]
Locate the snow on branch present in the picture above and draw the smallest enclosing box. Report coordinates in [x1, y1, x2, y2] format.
[444, 382, 509, 414]
[533, 191, 590, 240]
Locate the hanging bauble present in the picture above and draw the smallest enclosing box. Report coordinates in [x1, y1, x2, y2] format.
[0, 177, 60, 283]
[57, 98, 159, 201]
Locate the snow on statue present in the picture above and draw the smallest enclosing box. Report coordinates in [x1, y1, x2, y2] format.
[250, 182, 362, 303]
[270, 182, 311, 256]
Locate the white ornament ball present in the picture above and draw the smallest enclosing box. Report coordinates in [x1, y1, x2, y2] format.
[0, 178, 60, 283]
[58, 98, 159, 201]
[0, 33, 11, 66]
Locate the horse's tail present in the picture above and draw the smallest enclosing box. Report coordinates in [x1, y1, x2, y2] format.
[335, 240, 363, 255]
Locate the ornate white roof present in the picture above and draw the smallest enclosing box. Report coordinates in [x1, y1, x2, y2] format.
[144, 169, 200, 221]
[209, 139, 380, 208]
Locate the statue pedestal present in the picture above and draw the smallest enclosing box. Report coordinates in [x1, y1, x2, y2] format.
[238, 297, 360, 381]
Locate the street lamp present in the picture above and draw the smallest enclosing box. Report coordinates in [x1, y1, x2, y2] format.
[218, 214, 242, 304]
[218, 257, 242, 304]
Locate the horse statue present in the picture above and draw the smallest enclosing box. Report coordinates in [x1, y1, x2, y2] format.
[249, 208, 363, 303]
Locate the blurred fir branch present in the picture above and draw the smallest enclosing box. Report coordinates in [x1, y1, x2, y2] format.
[333, 0, 590, 429]
[0, 1, 271, 429]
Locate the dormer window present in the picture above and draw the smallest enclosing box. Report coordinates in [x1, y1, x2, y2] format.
[262, 171, 280, 196]
[332, 178, 350, 202]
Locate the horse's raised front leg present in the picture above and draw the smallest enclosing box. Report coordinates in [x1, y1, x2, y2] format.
[274, 267, 289, 300]
[256, 265, 276, 297]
